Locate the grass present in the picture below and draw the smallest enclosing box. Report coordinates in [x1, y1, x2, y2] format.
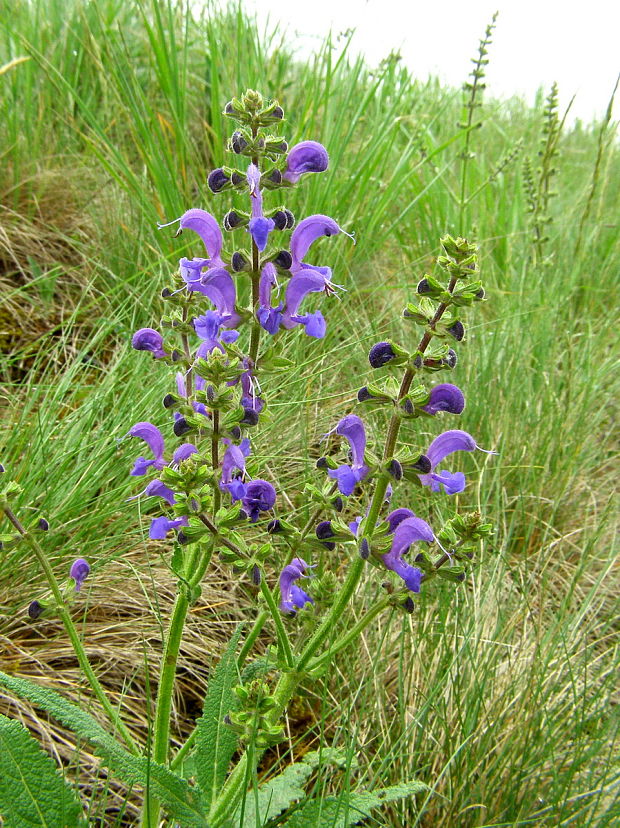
[1, 1, 618, 825]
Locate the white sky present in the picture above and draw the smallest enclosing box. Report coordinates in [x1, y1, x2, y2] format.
[231, 0, 619, 124]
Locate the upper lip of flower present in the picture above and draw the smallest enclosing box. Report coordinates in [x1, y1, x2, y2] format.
[326, 414, 370, 496]
[417, 429, 496, 494]
[382, 516, 434, 593]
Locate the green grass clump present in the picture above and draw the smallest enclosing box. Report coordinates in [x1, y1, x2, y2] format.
[1, 1, 618, 825]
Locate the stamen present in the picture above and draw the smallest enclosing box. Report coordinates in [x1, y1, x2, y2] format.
[157, 216, 182, 229]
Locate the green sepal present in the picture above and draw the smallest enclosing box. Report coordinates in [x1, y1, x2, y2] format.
[0, 480, 22, 508]
[437, 565, 467, 583]
[403, 297, 436, 325]
[215, 504, 245, 528]
[451, 280, 484, 306]
[258, 348, 295, 372]
[221, 405, 247, 429]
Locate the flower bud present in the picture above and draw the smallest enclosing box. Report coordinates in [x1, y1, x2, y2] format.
[417, 278, 431, 294]
[413, 355, 423, 369]
[223, 210, 244, 230]
[444, 349, 458, 369]
[359, 538, 370, 559]
[229, 426, 242, 440]
[231, 251, 249, 272]
[272, 209, 295, 230]
[357, 386, 374, 402]
[171, 349, 183, 362]
[70, 558, 90, 592]
[207, 168, 230, 193]
[412, 454, 432, 474]
[316, 520, 336, 550]
[241, 408, 259, 426]
[274, 250, 292, 270]
[230, 131, 248, 154]
[28, 600, 46, 620]
[402, 398, 415, 416]
[387, 459, 403, 481]
[332, 496, 344, 512]
[447, 321, 465, 341]
[265, 169, 282, 186]
[267, 518, 282, 534]
[163, 393, 177, 409]
[177, 530, 190, 545]
[0, 464, 5, 473]
[173, 417, 192, 437]
[369, 341, 396, 368]
[37, 518, 49, 531]
[271, 105, 284, 119]
[161, 287, 173, 298]
[224, 101, 235, 114]
[251, 564, 261, 585]
[475, 287, 485, 300]
[206, 385, 216, 402]
[231, 171, 244, 186]
[316, 457, 328, 469]
[403, 596, 415, 613]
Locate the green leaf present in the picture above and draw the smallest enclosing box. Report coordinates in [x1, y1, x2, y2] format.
[236, 749, 348, 827]
[195, 624, 243, 811]
[0, 714, 84, 827]
[0, 671, 208, 827]
[283, 780, 428, 827]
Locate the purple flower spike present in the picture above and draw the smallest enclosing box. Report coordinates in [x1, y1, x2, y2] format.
[418, 429, 493, 495]
[423, 384, 465, 415]
[70, 558, 90, 592]
[382, 516, 434, 593]
[242, 479, 276, 523]
[284, 140, 329, 183]
[247, 163, 275, 252]
[149, 516, 188, 540]
[279, 557, 314, 614]
[128, 422, 166, 476]
[132, 328, 167, 359]
[327, 414, 370, 496]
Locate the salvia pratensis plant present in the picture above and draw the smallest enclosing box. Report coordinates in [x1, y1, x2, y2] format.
[0, 89, 496, 827]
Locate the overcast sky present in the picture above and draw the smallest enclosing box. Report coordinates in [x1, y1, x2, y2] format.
[231, 0, 619, 124]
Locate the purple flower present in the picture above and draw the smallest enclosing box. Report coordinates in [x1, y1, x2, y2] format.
[70, 558, 90, 592]
[422, 384, 465, 415]
[282, 269, 327, 338]
[242, 479, 276, 523]
[195, 310, 240, 358]
[327, 414, 370, 496]
[127, 422, 197, 477]
[132, 328, 167, 359]
[220, 438, 251, 500]
[418, 429, 495, 495]
[369, 342, 396, 368]
[149, 516, 188, 540]
[279, 557, 314, 614]
[175, 372, 209, 420]
[247, 163, 275, 252]
[283, 141, 329, 183]
[382, 517, 434, 593]
[142, 478, 176, 506]
[257, 262, 284, 335]
[240, 368, 265, 415]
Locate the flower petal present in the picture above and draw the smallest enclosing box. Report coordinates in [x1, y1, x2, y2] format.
[172, 443, 198, 465]
[132, 328, 166, 358]
[128, 423, 165, 467]
[70, 558, 90, 592]
[290, 215, 341, 267]
[284, 140, 329, 183]
[180, 208, 223, 262]
[425, 429, 477, 469]
[335, 414, 366, 469]
[149, 516, 188, 540]
[385, 508, 416, 533]
[423, 384, 465, 415]
[283, 269, 325, 325]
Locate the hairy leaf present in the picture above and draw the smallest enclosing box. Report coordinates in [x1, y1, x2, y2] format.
[282, 780, 428, 827]
[236, 748, 349, 827]
[0, 714, 84, 827]
[0, 671, 208, 827]
[195, 624, 243, 810]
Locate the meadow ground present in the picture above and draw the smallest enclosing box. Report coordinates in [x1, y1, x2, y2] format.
[1, 1, 618, 825]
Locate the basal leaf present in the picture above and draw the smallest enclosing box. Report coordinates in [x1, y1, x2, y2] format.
[283, 780, 428, 827]
[0, 671, 208, 827]
[0, 714, 84, 828]
[195, 624, 243, 811]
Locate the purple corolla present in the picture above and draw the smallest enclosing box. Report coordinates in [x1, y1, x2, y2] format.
[279, 557, 314, 614]
[149, 516, 188, 540]
[422, 384, 465, 416]
[132, 328, 167, 359]
[220, 438, 251, 500]
[241, 479, 276, 523]
[327, 415, 370, 496]
[247, 163, 275, 252]
[70, 558, 90, 592]
[418, 429, 495, 495]
[127, 422, 197, 477]
[257, 262, 284, 335]
[283, 140, 329, 183]
[383, 516, 434, 593]
[194, 311, 240, 358]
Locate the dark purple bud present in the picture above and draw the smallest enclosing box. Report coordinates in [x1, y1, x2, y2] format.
[403, 596, 415, 613]
[272, 141, 288, 153]
[271, 106, 284, 119]
[475, 287, 486, 300]
[369, 342, 396, 368]
[251, 564, 261, 585]
[457, 572, 467, 582]
[28, 600, 45, 620]
[173, 417, 192, 437]
[231, 251, 249, 272]
[417, 278, 431, 294]
[388, 459, 403, 481]
[266, 169, 282, 185]
[332, 496, 344, 512]
[267, 519, 282, 534]
[206, 385, 216, 402]
[0, 464, 5, 473]
[412, 454, 432, 474]
[229, 426, 242, 440]
[444, 349, 458, 369]
[273, 209, 295, 231]
[357, 386, 374, 402]
[413, 355, 423, 369]
[316, 457, 328, 469]
[241, 408, 259, 426]
[402, 398, 415, 416]
[207, 168, 230, 193]
[223, 713, 232, 725]
[414, 553, 425, 562]
[163, 394, 176, 409]
[224, 101, 235, 114]
[230, 131, 248, 153]
[171, 349, 183, 362]
[223, 210, 243, 230]
[274, 250, 292, 270]
[37, 518, 49, 531]
[231, 171, 244, 186]
[189, 498, 200, 513]
[177, 530, 190, 545]
[316, 520, 335, 550]
[161, 287, 173, 298]
[447, 321, 465, 341]
[360, 538, 370, 559]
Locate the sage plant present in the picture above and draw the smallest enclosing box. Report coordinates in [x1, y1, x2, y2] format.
[0, 90, 495, 827]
